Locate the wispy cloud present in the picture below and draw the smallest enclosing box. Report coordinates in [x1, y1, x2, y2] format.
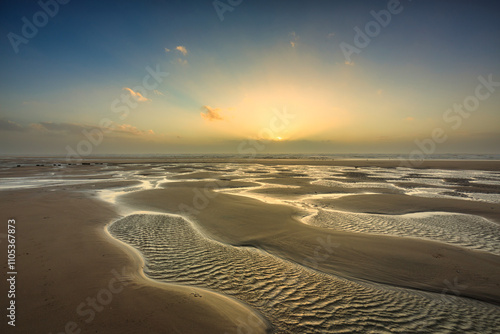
[177, 58, 188, 66]
[30, 121, 84, 134]
[164, 47, 171, 53]
[176, 45, 188, 56]
[27, 121, 154, 136]
[0, 118, 24, 131]
[153, 89, 164, 96]
[201, 105, 224, 121]
[123, 87, 151, 102]
[327, 32, 335, 38]
[405, 116, 415, 122]
[113, 124, 155, 135]
[289, 31, 299, 48]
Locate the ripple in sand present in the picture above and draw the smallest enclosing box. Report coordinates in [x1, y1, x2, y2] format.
[108, 214, 500, 334]
[305, 210, 500, 256]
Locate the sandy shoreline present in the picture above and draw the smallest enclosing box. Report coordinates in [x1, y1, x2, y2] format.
[0, 188, 269, 334]
[1, 158, 500, 333]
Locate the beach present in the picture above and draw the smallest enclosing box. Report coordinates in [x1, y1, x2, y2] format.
[3, 0, 500, 332]
[1, 158, 500, 333]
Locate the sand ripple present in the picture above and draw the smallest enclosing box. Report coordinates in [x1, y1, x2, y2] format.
[109, 214, 500, 334]
[305, 210, 500, 255]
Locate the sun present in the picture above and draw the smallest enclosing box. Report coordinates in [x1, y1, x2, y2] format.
[276, 136, 283, 141]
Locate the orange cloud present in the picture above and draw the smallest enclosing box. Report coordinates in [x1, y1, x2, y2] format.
[201, 106, 224, 121]
[123, 87, 150, 102]
[289, 31, 298, 48]
[113, 123, 154, 135]
[176, 46, 188, 56]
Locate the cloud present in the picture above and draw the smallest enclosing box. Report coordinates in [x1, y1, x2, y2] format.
[113, 124, 155, 136]
[344, 60, 354, 66]
[153, 89, 164, 96]
[327, 32, 335, 38]
[27, 121, 154, 136]
[201, 106, 224, 121]
[0, 118, 24, 131]
[32, 121, 86, 134]
[177, 58, 188, 66]
[176, 46, 188, 56]
[405, 116, 415, 121]
[289, 31, 299, 48]
[164, 48, 171, 53]
[123, 87, 151, 102]
[376, 89, 383, 95]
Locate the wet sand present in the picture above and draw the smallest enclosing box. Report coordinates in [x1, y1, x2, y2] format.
[1, 157, 499, 333]
[314, 193, 500, 223]
[0, 188, 269, 334]
[119, 181, 500, 306]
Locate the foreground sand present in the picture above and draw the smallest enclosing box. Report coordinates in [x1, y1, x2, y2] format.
[1, 157, 499, 333]
[0, 188, 269, 334]
[120, 180, 500, 306]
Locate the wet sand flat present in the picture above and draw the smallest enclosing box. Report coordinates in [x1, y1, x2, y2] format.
[313, 193, 500, 223]
[1, 157, 500, 333]
[0, 188, 269, 334]
[119, 181, 500, 306]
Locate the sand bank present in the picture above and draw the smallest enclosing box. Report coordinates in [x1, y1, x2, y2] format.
[120, 180, 500, 306]
[0, 188, 270, 334]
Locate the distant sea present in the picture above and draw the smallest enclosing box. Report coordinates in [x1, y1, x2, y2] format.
[1, 153, 500, 161]
[67, 153, 500, 160]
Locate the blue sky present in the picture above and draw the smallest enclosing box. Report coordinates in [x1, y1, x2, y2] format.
[1, 0, 500, 155]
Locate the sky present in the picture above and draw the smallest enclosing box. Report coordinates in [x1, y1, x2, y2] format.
[1, 0, 500, 156]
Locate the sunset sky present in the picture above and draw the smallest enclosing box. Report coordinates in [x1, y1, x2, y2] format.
[1, 0, 499, 155]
